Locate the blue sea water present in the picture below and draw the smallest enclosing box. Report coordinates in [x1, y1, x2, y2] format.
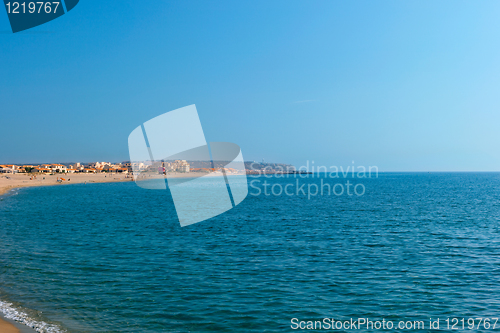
[1, 173, 500, 332]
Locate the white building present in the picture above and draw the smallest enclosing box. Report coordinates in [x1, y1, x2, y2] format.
[89, 162, 111, 169]
[0, 165, 17, 173]
[50, 164, 68, 173]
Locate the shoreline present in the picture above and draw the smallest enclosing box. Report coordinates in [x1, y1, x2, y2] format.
[0, 173, 136, 198]
[0, 312, 37, 333]
[0, 315, 22, 333]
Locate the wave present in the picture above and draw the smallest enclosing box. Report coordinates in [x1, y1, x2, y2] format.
[0, 300, 65, 333]
[0, 188, 20, 200]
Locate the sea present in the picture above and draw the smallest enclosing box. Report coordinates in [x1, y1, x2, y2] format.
[1, 173, 500, 332]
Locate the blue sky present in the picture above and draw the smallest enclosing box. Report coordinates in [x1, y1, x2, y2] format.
[1, 0, 500, 171]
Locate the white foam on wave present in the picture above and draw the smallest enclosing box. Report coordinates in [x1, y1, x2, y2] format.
[0, 300, 65, 333]
[0, 188, 20, 199]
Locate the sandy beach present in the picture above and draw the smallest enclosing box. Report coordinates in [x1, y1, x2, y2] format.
[0, 318, 20, 333]
[0, 173, 135, 197]
[0, 313, 36, 333]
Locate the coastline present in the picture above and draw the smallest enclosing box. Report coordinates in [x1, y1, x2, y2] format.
[0, 171, 246, 333]
[0, 173, 134, 198]
[0, 300, 59, 333]
[0, 172, 248, 198]
[0, 313, 37, 333]
[0, 315, 22, 333]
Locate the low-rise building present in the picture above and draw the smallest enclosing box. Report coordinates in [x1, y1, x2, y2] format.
[50, 164, 68, 172]
[0, 165, 18, 173]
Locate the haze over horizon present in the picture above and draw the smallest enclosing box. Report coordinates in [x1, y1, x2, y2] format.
[2, 1, 500, 171]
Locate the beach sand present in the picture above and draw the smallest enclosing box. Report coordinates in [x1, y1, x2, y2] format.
[0, 313, 37, 333]
[0, 173, 134, 197]
[0, 318, 20, 333]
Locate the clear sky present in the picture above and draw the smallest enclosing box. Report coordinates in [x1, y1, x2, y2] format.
[1, 0, 500, 171]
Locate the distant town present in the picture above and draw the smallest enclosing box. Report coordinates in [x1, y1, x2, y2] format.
[0, 161, 299, 175]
